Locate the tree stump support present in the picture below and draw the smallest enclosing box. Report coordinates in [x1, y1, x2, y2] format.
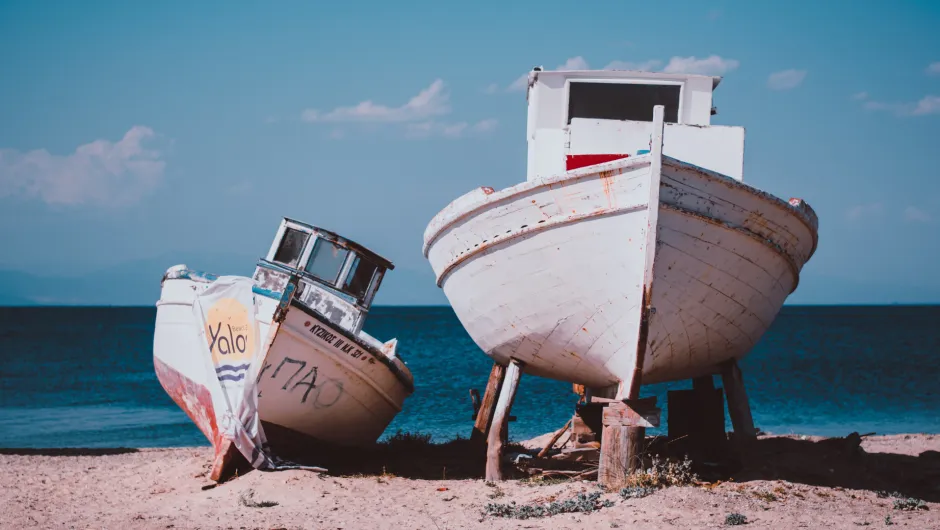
[485, 358, 523, 482]
[470, 362, 507, 446]
[720, 359, 758, 441]
[597, 396, 660, 487]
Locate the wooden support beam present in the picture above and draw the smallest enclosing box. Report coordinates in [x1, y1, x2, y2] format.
[598, 397, 660, 487]
[469, 389, 481, 420]
[485, 359, 523, 482]
[470, 362, 507, 445]
[720, 359, 758, 440]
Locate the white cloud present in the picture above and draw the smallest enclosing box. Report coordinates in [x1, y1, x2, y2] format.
[904, 206, 932, 223]
[471, 118, 499, 132]
[483, 83, 500, 95]
[405, 119, 498, 139]
[846, 203, 884, 221]
[302, 79, 450, 123]
[851, 92, 869, 101]
[912, 95, 940, 116]
[767, 69, 807, 90]
[856, 94, 940, 117]
[927, 62, 940, 76]
[501, 54, 738, 94]
[558, 56, 589, 71]
[603, 59, 663, 72]
[507, 56, 590, 92]
[662, 55, 740, 75]
[0, 126, 165, 207]
[707, 9, 722, 20]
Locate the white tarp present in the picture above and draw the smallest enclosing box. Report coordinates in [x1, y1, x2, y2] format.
[191, 275, 326, 473]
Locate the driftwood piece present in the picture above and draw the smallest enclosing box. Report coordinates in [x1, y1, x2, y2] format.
[485, 359, 522, 481]
[470, 363, 507, 445]
[537, 419, 572, 458]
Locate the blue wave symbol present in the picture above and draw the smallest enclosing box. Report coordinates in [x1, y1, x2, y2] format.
[218, 373, 247, 382]
[216, 363, 250, 374]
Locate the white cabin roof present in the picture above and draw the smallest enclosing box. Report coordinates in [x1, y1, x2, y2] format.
[524, 67, 744, 182]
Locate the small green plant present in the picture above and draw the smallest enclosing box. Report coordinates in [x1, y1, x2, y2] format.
[884, 515, 893, 526]
[484, 492, 614, 519]
[619, 486, 656, 499]
[485, 482, 505, 499]
[622, 454, 698, 490]
[893, 497, 928, 511]
[725, 513, 747, 526]
[238, 489, 278, 508]
[753, 490, 777, 502]
[383, 431, 432, 448]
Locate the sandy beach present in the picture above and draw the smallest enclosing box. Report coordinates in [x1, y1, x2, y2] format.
[2, 432, 938, 529]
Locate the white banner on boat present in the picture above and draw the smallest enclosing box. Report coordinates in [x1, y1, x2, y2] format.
[191, 276, 326, 474]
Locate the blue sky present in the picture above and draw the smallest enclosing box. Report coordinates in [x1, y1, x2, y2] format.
[1, 0, 938, 305]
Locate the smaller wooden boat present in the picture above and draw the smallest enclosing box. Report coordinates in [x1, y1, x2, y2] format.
[153, 218, 414, 481]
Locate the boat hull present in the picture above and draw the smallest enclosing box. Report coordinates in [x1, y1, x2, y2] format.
[153, 270, 413, 477]
[423, 155, 817, 389]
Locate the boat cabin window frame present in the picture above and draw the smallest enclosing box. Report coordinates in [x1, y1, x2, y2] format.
[265, 220, 387, 309]
[562, 77, 685, 126]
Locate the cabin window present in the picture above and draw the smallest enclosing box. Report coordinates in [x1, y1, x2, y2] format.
[567, 82, 681, 124]
[272, 227, 309, 268]
[343, 256, 378, 301]
[305, 238, 349, 284]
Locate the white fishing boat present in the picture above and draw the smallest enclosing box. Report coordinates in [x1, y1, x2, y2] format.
[423, 67, 818, 399]
[153, 218, 414, 481]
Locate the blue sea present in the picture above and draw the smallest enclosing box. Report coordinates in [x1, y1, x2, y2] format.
[0, 306, 938, 449]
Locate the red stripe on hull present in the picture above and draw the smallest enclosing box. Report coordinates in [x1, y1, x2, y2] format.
[153, 357, 241, 481]
[566, 154, 631, 171]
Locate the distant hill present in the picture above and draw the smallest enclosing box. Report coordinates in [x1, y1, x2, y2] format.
[0, 252, 258, 306]
[0, 252, 449, 307]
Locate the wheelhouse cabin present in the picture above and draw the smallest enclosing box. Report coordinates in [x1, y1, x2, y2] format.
[253, 218, 393, 334]
[524, 67, 746, 182]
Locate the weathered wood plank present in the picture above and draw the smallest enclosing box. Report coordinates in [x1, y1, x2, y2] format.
[485, 359, 523, 481]
[601, 397, 661, 429]
[720, 359, 757, 440]
[537, 419, 573, 458]
[470, 363, 506, 445]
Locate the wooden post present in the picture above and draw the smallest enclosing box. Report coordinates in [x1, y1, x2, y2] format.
[668, 374, 726, 462]
[720, 359, 757, 440]
[598, 397, 660, 487]
[470, 362, 507, 445]
[485, 359, 523, 482]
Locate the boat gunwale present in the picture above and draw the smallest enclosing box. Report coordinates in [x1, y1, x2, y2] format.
[422, 155, 654, 256]
[421, 155, 819, 261]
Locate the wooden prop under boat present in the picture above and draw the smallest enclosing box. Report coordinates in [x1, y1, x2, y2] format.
[423, 67, 818, 398]
[153, 218, 414, 481]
